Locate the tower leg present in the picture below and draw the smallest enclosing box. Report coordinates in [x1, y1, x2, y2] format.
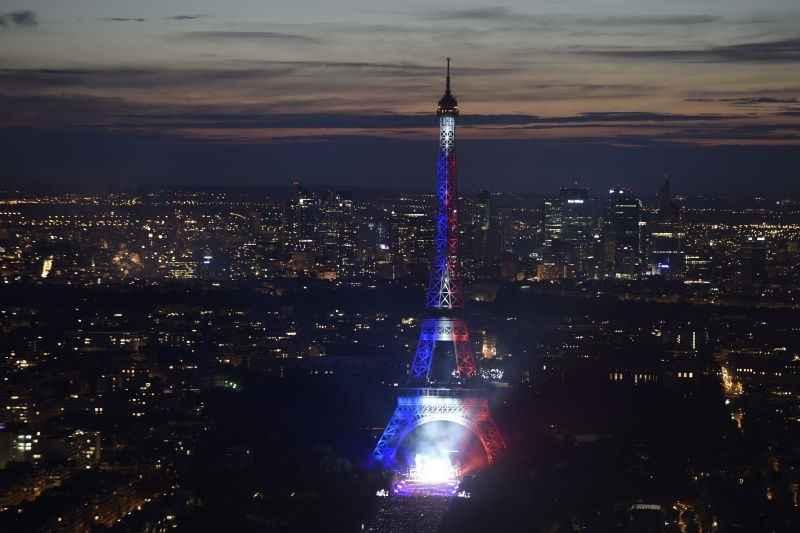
[453, 339, 477, 379]
[373, 406, 412, 468]
[475, 418, 506, 465]
[410, 338, 435, 381]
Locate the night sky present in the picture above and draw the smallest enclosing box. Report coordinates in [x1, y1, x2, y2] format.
[2, 1, 800, 193]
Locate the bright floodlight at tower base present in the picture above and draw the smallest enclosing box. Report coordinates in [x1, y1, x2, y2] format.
[392, 450, 461, 497]
[410, 453, 457, 484]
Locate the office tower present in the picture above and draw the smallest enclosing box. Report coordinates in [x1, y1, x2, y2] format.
[537, 187, 594, 279]
[604, 187, 642, 279]
[473, 190, 501, 278]
[543, 197, 562, 246]
[542, 187, 594, 279]
[287, 180, 318, 253]
[647, 177, 686, 278]
[317, 191, 357, 279]
[560, 187, 594, 276]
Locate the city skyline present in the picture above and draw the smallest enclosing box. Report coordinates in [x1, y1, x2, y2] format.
[2, 1, 800, 191]
[5, 5, 800, 532]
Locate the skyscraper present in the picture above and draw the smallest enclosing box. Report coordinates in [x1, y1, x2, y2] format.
[647, 177, 686, 278]
[542, 187, 594, 279]
[604, 187, 642, 278]
[472, 190, 501, 278]
[542, 197, 562, 246]
[317, 191, 357, 278]
[559, 187, 593, 246]
[287, 180, 318, 253]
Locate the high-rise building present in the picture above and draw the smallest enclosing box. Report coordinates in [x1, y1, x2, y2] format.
[543, 197, 562, 246]
[470, 190, 501, 278]
[647, 178, 686, 278]
[542, 187, 595, 278]
[390, 195, 433, 277]
[604, 187, 642, 278]
[559, 187, 593, 244]
[287, 180, 318, 253]
[317, 191, 357, 278]
[559, 187, 595, 276]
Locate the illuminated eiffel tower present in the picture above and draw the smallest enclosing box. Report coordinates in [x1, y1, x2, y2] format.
[373, 59, 505, 471]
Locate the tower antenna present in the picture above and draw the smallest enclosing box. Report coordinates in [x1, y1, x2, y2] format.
[446, 57, 451, 92]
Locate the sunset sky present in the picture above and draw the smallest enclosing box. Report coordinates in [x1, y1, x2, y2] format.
[2, 1, 800, 192]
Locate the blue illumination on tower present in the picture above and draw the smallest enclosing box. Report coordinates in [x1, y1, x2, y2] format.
[411, 58, 476, 381]
[426, 57, 462, 311]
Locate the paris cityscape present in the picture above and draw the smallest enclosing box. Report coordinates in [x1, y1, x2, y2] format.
[3, 2, 800, 532]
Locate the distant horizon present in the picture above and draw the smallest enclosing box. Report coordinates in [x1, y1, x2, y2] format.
[3, 133, 799, 195]
[3, 180, 800, 200]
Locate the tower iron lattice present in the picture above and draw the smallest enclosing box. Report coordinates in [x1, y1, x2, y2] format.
[373, 59, 505, 471]
[372, 389, 505, 468]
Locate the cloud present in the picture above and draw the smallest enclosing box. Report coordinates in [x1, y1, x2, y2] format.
[548, 112, 730, 123]
[176, 31, 321, 44]
[577, 15, 718, 26]
[429, 7, 515, 21]
[233, 59, 513, 79]
[688, 96, 799, 107]
[427, 8, 717, 26]
[166, 15, 207, 21]
[0, 67, 296, 91]
[687, 87, 800, 99]
[573, 37, 800, 63]
[515, 82, 652, 101]
[102, 17, 147, 23]
[0, 61, 511, 101]
[720, 38, 800, 62]
[0, 10, 38, 28]
[129, 111, 732, 131]
[0, 88, 738, 133]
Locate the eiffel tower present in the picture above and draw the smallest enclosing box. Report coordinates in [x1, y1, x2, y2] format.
[373, 59, 505, 471]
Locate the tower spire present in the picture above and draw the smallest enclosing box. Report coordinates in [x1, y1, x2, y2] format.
[437, 57, 458, 114]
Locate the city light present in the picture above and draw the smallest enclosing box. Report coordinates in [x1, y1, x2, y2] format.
[41, 256, 53, 279]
